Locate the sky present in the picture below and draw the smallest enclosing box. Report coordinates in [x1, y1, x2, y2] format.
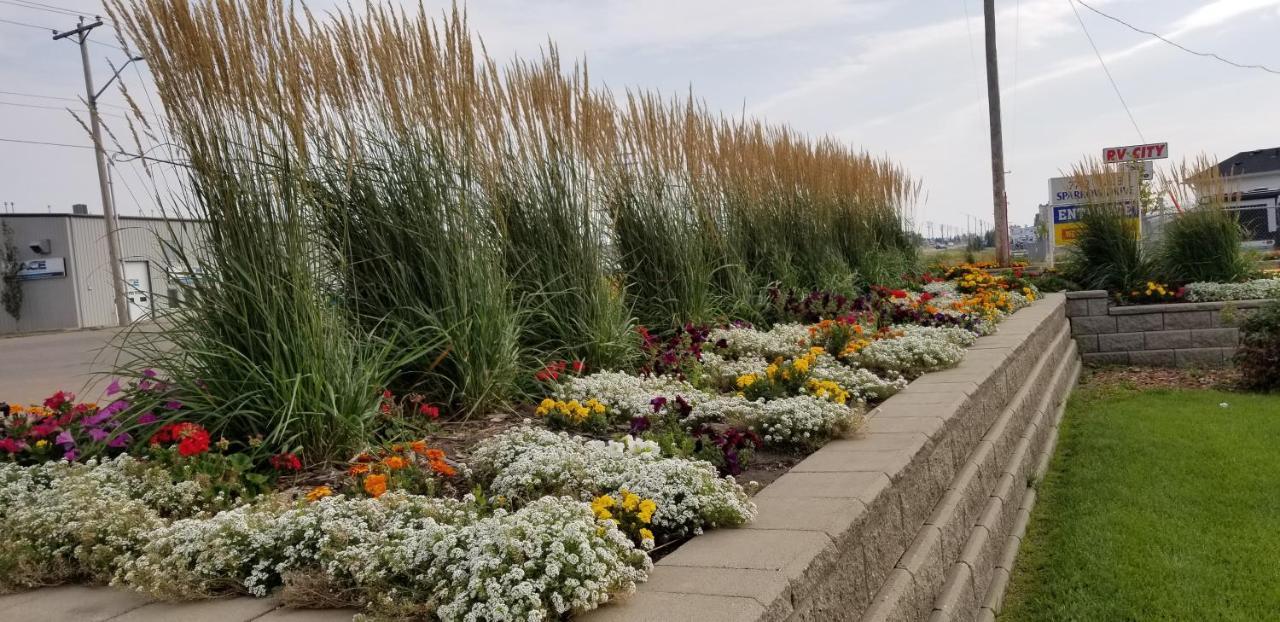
[2, 0, 1279, 233]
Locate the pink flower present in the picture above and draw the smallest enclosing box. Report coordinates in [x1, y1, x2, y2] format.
[107, 433, 131, 448]
[137, 412, 158, 425]
[106, 379, 122, 396]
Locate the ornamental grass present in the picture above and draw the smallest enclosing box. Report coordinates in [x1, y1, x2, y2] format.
[106, 0, 917, 455]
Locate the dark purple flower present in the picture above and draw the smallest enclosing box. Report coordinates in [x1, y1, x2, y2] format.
[649, 396, 667, 413]
[629, 416, 651, 435]
[674, 395, 693, 418]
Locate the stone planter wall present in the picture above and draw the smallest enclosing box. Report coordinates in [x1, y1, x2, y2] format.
[1065, 290, 1269, 367]
[588, 294, 1077, 622]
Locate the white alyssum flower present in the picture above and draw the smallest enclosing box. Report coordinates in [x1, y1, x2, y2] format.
[847, 332, 966, 379]
[471, 427, 755, 537]
[750, 396, 862, 446]
[1184, 278, 1280, 302]
[604, 435, 662, 460]
[810, 354, 909, 402]
[708, 323, 809, 360]
[892, 324, 979, 348]
[557, 371, 702, 419]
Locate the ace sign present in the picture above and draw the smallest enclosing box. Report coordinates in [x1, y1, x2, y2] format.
[1103, 142, 1168, 163]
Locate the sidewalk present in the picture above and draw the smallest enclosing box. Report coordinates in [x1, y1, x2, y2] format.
[0, 587, 355, 622]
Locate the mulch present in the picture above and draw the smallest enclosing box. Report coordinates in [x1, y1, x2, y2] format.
[1080, 366, 1243, 391]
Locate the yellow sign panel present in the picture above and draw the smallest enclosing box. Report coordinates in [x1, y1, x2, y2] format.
[1051, 204, 1141, 246]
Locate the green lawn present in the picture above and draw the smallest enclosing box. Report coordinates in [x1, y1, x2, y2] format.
[1001, 384, 1280, 621]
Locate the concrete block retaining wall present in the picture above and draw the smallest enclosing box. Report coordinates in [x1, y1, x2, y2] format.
[1065, 290, 1269, 367]
[588, 293, 1077, 622]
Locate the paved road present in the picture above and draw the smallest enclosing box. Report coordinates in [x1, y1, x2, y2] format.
[0, 327, 133, 405]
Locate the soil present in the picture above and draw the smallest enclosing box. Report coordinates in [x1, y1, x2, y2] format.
[1080, 366, 1243, 391]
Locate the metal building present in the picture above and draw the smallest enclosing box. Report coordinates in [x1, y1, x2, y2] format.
[0, 210, 203, 334]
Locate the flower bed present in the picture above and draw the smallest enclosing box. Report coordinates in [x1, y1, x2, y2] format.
[0, 268, 1039, 619]
[1183, 277, 1280, 302]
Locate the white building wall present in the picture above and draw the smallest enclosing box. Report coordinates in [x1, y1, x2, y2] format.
[0, 216, 81, 333]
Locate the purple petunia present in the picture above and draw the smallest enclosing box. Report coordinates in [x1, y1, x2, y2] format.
[55, 431, 75, 447]
[107, 433, 131, 448]
[106, 378, 122, 396]
[163, 400, 183, 411]
[137, 411, 158, 425]
[87, 427, 111, 442]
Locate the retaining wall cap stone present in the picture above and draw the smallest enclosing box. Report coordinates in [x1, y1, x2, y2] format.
[1109, 299, 1271, 314]
[1063, 290, 1108, 299]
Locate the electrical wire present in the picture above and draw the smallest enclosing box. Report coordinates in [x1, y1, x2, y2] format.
[1067, 0, 1145, 143]
[0, 136, 93, 149]
[0, 89, 128, 109]
[1076, 0, 1280, 75]
[0, 0, 112, 22]
[0, 99, 128, 119]
[0, 15, 53, 30]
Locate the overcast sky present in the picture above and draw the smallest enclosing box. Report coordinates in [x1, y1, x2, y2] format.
[2, 0, 1278, 232]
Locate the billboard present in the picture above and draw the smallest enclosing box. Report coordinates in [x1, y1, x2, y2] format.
[1051, 203, 1141, 246]
[1103, 142, 1168, 163]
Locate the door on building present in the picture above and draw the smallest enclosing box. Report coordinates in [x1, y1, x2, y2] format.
[123, 260, 153, 323]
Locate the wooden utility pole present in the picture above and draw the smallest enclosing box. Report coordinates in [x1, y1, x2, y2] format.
[983, 0, 1011, 266]
[54, 18, 143, 326]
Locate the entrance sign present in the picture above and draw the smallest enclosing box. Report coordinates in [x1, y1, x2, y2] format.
[1048, 174, 1139, 207]
[1103, 142, 1168, 163]
[1051, 203, 1140, 245]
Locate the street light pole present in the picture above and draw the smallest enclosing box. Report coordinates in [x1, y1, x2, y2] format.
[55, 19, 140, 326]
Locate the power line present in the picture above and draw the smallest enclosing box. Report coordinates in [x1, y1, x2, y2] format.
[1076, 0, 1280, 75]
[0, 88, 128, 109]
[0, 99, 129, 118]
[0, 16, 54, 30]
[1068, 0, 1144, 143]
[0, 136, 93, 149]
[0, 0, 111, 22]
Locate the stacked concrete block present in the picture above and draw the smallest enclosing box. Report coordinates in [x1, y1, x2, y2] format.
[587, 295, 1076, 622]
[1064, 290, 1266, 368]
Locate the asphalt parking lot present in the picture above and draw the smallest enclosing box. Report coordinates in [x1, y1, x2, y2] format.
[0, 327, 131, 405]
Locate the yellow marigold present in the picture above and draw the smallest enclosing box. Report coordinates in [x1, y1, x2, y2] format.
[306, 485, 333, 502]
[765, 363, 779, 379]
[792, 357, 811, 374]
[363, 473, 388, 498]
[535, 398, 555, 416]
[585, 398, 606, 414]
[736, 373, 758, 389]
[639, 528, 654, 543]
[638, 499, 657, 523]
[35, 439, 48, 448]
[622, 490, 640, 511]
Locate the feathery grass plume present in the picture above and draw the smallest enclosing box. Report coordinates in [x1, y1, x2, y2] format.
[1062, 158, 1155, 292]
[1158, 156, 1252, 284]
[108, 0, 920, 423]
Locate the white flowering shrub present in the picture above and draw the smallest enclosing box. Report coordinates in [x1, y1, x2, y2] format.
[751, 396, 861, 446]
[922, 281, 959, 297]
[119, 491, 647, 620]
[556, 371, 701, 419]
[708, 324, 809, 359]
[699, 352, 769, 385]
[470, 427, 755, 537]
[0, 456, 217, 591]
[893, 324, 979, 348]
[810, 355, 909, 402]
[848, 333, 966, 378]
[1184, 278, 1280, 302]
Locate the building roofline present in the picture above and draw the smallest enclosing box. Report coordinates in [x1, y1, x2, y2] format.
[0, 212, 203, 224]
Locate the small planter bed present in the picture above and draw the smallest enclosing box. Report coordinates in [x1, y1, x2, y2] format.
[0, 266, 1041, 620]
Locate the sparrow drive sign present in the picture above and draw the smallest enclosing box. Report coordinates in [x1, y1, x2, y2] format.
[1103, 142, 1168, 163]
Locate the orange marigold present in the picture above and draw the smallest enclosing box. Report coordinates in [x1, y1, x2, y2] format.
[363, 473, 388, 498]
[429, 459, 456, 477]
[348, 463, 371, 476]
[382, 455, 408, 470]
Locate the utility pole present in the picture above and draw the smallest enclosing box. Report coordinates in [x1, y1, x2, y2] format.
[983, 0, 1011, 267]
[54, 18, 142, 326]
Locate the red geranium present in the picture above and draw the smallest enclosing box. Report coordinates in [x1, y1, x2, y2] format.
[269, 452, 302, 471]
[890, 289, 908, 299]
[418, 403, 440, 419]
[919, 292, 934, 302]
[150, 422, 211, 457]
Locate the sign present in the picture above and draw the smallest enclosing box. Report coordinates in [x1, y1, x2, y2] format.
[14, 257, 66, 281]
[1052, 203, 1140, 246]
[1049, 174, 1139, 207]
[1103, 142, 1168, 163]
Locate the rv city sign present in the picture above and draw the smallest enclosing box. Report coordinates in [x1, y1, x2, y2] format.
[1103, 142, 1168, 163]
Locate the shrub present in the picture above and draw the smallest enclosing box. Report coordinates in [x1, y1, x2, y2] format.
[1063, 203, 1154, 292]
[1235, 301, 1280, 391]
[1158, 206, 1251, 284]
